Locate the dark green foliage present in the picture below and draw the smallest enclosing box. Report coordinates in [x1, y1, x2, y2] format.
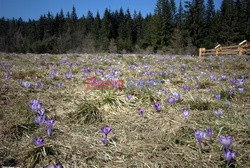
[0, 1, 249, 54]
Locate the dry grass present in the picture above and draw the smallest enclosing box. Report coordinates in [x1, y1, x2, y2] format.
[0, 53, 249, 168]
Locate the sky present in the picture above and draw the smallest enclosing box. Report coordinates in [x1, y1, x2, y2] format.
[0, 0, 222, 21]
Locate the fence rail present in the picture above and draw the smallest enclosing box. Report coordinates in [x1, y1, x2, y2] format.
[199, 40, 249, 57]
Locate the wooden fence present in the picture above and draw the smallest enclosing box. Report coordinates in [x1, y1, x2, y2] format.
[199, 40, 250, 57]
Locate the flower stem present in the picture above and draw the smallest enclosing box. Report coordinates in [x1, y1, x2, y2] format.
[198, 142, 202, 162]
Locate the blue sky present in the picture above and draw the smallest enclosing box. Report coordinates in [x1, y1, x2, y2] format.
[0, 0, 221, 21]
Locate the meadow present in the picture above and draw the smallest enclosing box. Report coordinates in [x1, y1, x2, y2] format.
[0, 53, 249, 168]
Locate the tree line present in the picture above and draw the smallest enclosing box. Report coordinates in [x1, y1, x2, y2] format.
[0, 0, 249, 54]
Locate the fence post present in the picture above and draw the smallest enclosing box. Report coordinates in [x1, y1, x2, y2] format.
[215, 44, 221, 56]
[238, 40, 248, 55]
[199, 48, 205, 57]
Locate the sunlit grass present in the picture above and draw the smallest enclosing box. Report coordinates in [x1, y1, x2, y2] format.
[0, 53, 249, 167]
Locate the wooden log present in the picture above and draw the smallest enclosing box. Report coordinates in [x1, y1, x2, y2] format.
[215, 44, 221, 49]
[219, 52, 239, 54]
[204, 53, 216, 56]
[206, 49, 216, 52]
[221, 45, 239, 49]
[239, 40, 247, 46]
[221, 50, 239, 52]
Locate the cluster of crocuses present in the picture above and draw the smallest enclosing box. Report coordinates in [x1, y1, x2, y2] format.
[82, 67, 92, 78]
[65, 71, 73, 79]
[195, 129, 236, 166]
[219, 135, 236, 166]
[230, 77, 245, 94]
[30, 99, 55, 147]
[2, 70, 13, 89]
[49, 69, 59, 79]
[100, 125, 112, 145]
[194, 128, 213, 147]
[167, 92, 182, 106]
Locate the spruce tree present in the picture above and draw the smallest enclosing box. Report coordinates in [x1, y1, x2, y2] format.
[204, 0, 216, 48]
[219, 0, 234, 44]
[185, 0, 206, 48]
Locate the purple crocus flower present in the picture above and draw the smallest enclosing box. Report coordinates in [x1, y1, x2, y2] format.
[95, 69, 100, 75]
[45, 119, 55, 128]
[214, 94, 221, 100]
[29, 99, 42, 111]
[101, 125, 112, 137]
[47, 164, 61, 168]
[207, 128, 213, 141]
[34, 137, 44, 146]
[195, 84, 201, 90]
[41, 60, 45, 65]
[182, 109, 190, 119]
[238, 88, 244, 93]
[4, 71, 12, 79]
[58, 82, 63, 88]
[182, 84, 191, 91]
[173, 92, 181, 100]
[225, 101, 232, 107]
[101, 136, 107, 144]
[49, 71, 55, 79]
[83, 67, 92, 73]
[229, 90, 234, 96]
[23, 81, 31, 88]
[30, 99, 40, 105]
[3, 83, 9, 89]
[153, 103, 161, 111]
[35, 82, 44, 88]
[235, 78, 245, 87]
[37, 108, 45, 115]
[47, 128, 52, 136]
[164, 89, 169, 94]
[55, 164, 61, 168]
[65, 71, 73, 79]
[126, 94, 132, 101]
[138, 108, 145, 116]
[34, 115, 45, 126]
[210, 74, 217, 81]
[180, 64, 185, 73]
[194, 130, 206, 144]
[215, 109, 224, 117]
[220, 74, 227, 80]
[223, 150, 236, 165]
[219, 135, 232, 150]
[67, 62, 73, 68]
[60, 59, 67, 64]
[82, 72, 88, 78]
[167, 97, 175, 105]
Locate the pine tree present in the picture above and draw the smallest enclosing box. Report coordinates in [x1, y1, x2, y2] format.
[231, 0, 246, 42]
[218, 0, 234, 44]
[185, 0, 206, 48]
[177, 0, 184, 24]
[204, 0, 216, 48]
[71, 6, 78, 23]
[206, 0, 215, 26]
[170, 26, 185, 54]
[161, 0, 172, 47]
[170, 0, 177, 24]
[100, 8, 113, 51]
[92, 11, 101, 49]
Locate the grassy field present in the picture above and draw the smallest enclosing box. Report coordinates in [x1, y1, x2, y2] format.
[0, 53, 249, 168]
